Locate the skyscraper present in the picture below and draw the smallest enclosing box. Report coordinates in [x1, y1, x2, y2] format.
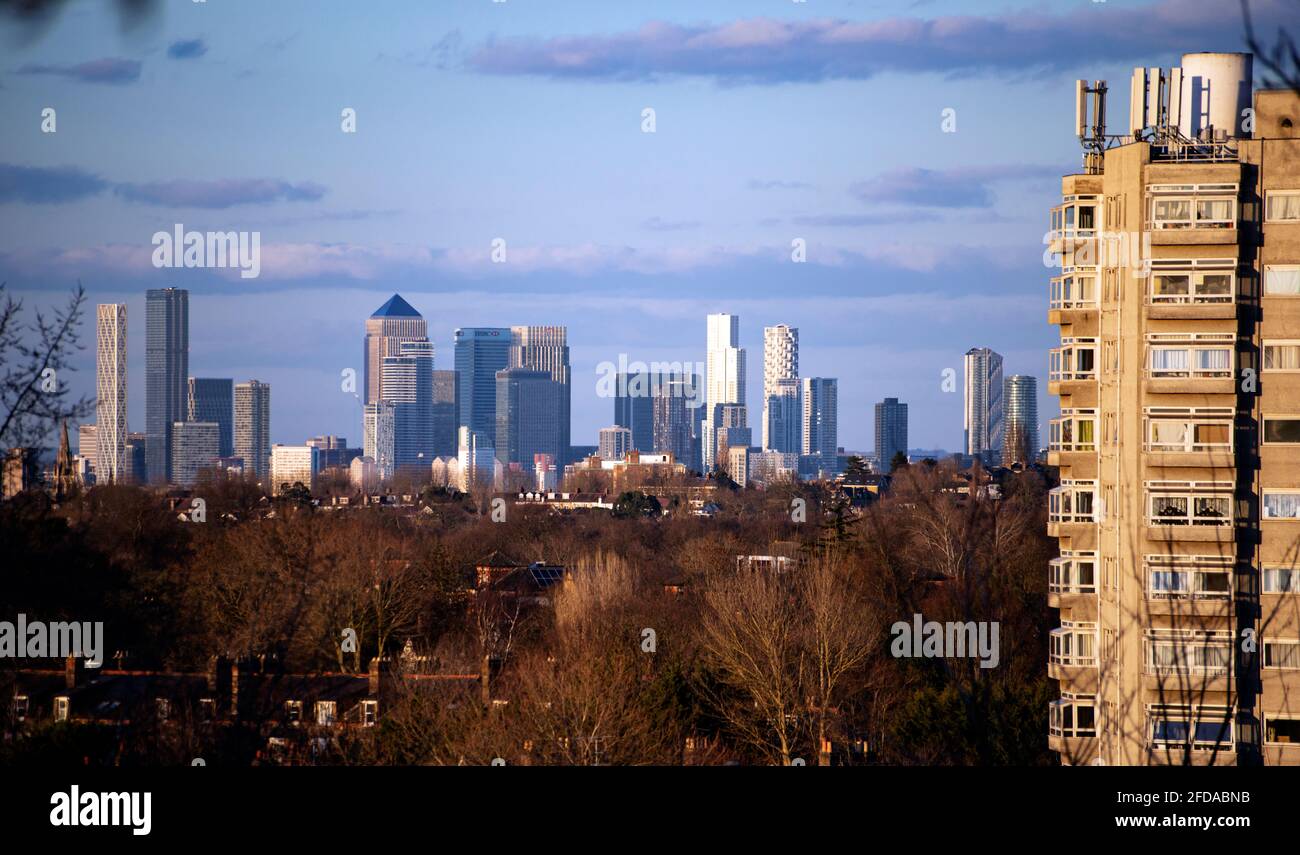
[963, 347, 1005, 462]
[364, 294, 428, 405]
[1002, 375, 1038, 466]
[234, 380, 271, 482]
[763, 324, 798, 450]
[598, 426, 632, 461]
[802, 377, 838, 460]
[382, 339, 435, 473]
[171, 421, 219, 488]
[454, 327, 511, 440]
[875, 397, 908, 472]
[614, 372, 655, 453]
[363, 400, 396, 483]
[94, 304, 127, 484]
[432, 369, 459, 458]
[704, 313, 746, 470]
[457, 426, 496, 492]
[767, 377, 802, 455]
[146, 288, 188, 482]
[510, 326, 570, 462]
[653, 373, 698, 466]
[188, 377, 234, 458]
[495, 367, 562, 466]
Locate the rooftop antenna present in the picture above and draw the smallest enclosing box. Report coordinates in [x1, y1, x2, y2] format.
[1076, 79, 1108, 173]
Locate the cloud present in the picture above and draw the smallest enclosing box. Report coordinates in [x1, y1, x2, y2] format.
[465, 0, 1290, 84]
[114, 178, 327, 208]
[15, 57, 142, 84]
[849, 165, 1059, 209]
[0, 163, 110, 203]
[748, 179, 812, 191]
[642, 216, 700, 232]
[792, 211, 940, 227]
[167, 39, 208, 60]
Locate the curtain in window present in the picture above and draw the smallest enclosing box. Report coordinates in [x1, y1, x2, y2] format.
[1265, 568, 1299, 593]
[1151, 570, 1187, 593]
[1076, 419, 1095, 446]
[1267, 193, 1300, 221]
[1265, 345, 1300, 370]
[1266, 268, 1300, 296]
[1150, 420, 1189, 449]
[1269, 643, 1300, 669]
[1150, 348, 1188, 374]
[1195, 348, 1231, 373]
[1196, 199, 1233, 223]
[1153, 199, 1191, 224]
[1265, 493, 1300, 519]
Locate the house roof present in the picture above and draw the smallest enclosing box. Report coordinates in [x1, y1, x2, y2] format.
[370, 293, 421, 319]
[476, 549, 521, 569]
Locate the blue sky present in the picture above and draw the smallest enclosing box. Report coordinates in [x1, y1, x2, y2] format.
[0, 0, 1286, 452]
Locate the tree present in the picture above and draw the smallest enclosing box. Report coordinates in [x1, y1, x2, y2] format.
[0, 284, 94, 448]
[890, 451, 909, 473]
[612, 490, 662, 518]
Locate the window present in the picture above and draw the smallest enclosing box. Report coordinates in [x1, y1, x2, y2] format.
[1050, 339, 1097, 382]
[315, 701, 337, 726]
[1266, 717, 1300, 744]
[1147, 343, 1233, 378]
[1264, 417, 1300, 444]
[1049, 481, 1096, 524]
[155, 698, 170, 721]
[1147, 486, 1232, 526]
[1050, 410, 1097, 452]
[1146, 631, 1233, 676]
[1050, 694, 1098, 738]
[13, 695, 28, 719]
[54, 696, 69, 722]
[1146, 557, 1232, 600]
[1264, 491, 1300, 520]
[1264, 566, 1300, 593]
[1050, 196, 1100, 239]
[1264, 641, 1300, 669]
[1049, 551, 1097, 594]
[1146, 417, 1232, 452]
[1265, 265, 1300, 296]
[1266, 190, 1300, 222]
[1149, 184, 1237, 230]
[362, 700, 378, 727]
[1264, 342, 1300, 371]
[1050, 621, 1097, 667]
[198, 698, 215, 722]
[1151, 271, 1234, 303]
[1149, 706, 1233, 749]
[1050, 270, 1099, 309]
[285, 700, 303, 724]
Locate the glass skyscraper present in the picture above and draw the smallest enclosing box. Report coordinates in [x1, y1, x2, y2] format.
[146, 288, 188, 483]
[188, 377, 234, 458]
[454, 327, 511, 440]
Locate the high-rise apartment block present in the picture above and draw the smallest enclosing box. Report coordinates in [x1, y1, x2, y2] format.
[363, 401, 396, 484]
[1047, 54, 1300, 765]
[598, 426, 632, 461]
[188, 377, 234, 458]
[234, 380, 271, 482]
[1002, 374, 1038, 466]
[270, 444, 319, 495]
[704, 313, 746, 471]
[94, 303, 128, 484]
[171, 421, 219, 488]
[964, 347, 1004, 462]
[801, 377, 838, 460]
[763, 325, 798, 451]
[875, 397, 908, 472]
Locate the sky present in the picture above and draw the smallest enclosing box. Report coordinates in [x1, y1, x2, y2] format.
[0, 0, 1289, 453]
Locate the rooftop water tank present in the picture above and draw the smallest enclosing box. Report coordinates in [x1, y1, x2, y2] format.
[1178, 52, 1253, 140]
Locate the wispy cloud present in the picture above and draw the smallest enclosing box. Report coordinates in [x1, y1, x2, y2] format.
[466, 0, 1288, 84]
[167, 39, 208, 60]
[0, 163, 110, 203]
[748, 179, 812, 191]
[114, 178, 327, 208]
[792, 211, 940, 227]
[850, 165, 1060, 209]
[15, 57, 141, 84]
[642, 216, 700, 232]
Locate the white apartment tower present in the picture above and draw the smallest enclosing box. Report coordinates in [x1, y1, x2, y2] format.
[763, 324, 799, 451]
[963, 347, 1005, 461]
[94, 304, 128, 484]
[704, 313, 746, 470]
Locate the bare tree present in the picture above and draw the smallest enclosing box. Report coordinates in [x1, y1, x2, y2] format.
[0, 284, 94, 448]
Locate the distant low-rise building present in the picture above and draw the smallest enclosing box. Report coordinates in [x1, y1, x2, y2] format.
[271, 444, 319, 495]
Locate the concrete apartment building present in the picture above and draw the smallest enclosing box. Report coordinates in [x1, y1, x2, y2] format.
[1047, 53, 1300, 765]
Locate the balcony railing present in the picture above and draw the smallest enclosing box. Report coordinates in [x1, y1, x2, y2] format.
[1050, 552, 1097, 595]
[1049, 410, 1097, 453]
[1050, 340, 1098, 383]
[1148, 184, 1238, 230]
[1148, 260, 1236, 305]
[1146, 558, 1233, 601]
[1050, 621, 1098, 667]
[1145, 631, 1233, 677]
[1049, 694, 1097, 739]
[1049, 482, 1097, 524]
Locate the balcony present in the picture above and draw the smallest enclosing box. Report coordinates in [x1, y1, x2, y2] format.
[1143, 409, 1235, 470]
[1147, 183, 1238, 246]
[1145, 482, 1234, 544]
[1048, 410, 1096, 468]
[1048, 481, 1097, 540]
[1143, 333, 1235, 395]
[1049, 551, 1097, 614]
[1049, 339, 1097, 398]
[1048, 196, 1100, 256]
[1146, 556, 1234, 618]
[1146, 706, 1235, 763]
[1144, 631, 1234, 694]
[1146, 260, 1238, 320]
[1048, 269, 1099, 327]
[1048, 694, 1099, 765]
[1049, 621, 1098, 690]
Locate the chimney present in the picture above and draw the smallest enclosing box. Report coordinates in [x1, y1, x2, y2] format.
[368, 657, 394, 699]
[64, 653, 77, 689]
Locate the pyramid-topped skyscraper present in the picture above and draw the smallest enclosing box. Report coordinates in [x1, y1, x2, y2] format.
[364, 294, 428, 405]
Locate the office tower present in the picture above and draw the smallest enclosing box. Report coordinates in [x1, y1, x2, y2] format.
[457, 426, 496, 492]
[234, 380, 271, 482]
[763, 325, 799, 450]
[454, 327, 511, 439]
[1001, 375, 1038, 466]
[511, 326, 570, 462]
[382, 339, 435, 473]
[94, 303, 127, 484]
[1044, 54, 1300, 766]
[171, 421, 219, 488]
[495, 368, 562, 466]
[704, 313, 746, 470]
[350, 456, 379, 492]
[306, 435, 360, 470]
[125, 432, 147, 484]
[713, 404, 750, 467]
[963, 347, 1005, 462]
[653, 374, 697, 465]
[364, 294, 428, 405]
[875, 397, 908, 472]
[363, 401, 396, 483]
[77, 424, 98, 477]
[727, 445, 751, 488]
[432, 369, 459, 458]
[750, 450, 799, 486]
[598, 426, 632, 461]
[614, 372, 655, 452]
[766, 377, 802, 456]
[802, 378, 838, 460]
[146, 288, 188, 483]
[188, 378, 234, 458]
[270, 444, 319, 495]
